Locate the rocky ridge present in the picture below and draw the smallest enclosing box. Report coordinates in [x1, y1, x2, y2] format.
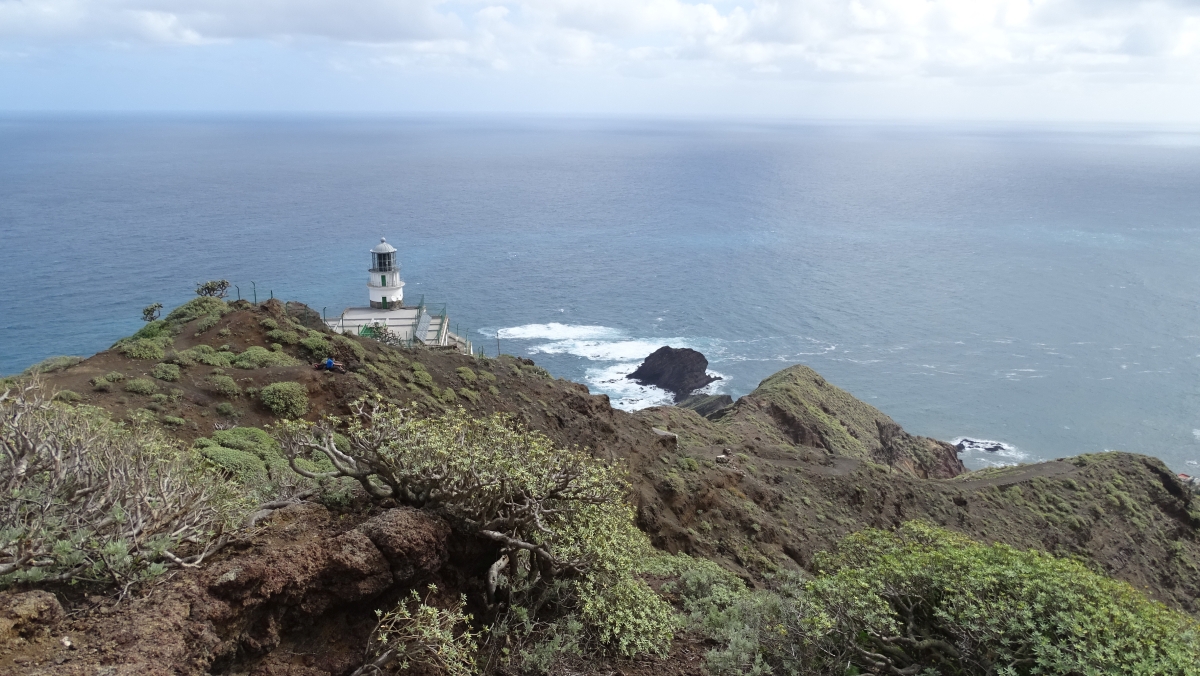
[2, 298, 1198, 674]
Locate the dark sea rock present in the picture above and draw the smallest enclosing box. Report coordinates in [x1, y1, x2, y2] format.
[627, 346, 720, 402]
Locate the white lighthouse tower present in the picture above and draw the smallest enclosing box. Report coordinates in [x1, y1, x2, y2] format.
[368, 237, 404, 309]
[326, 236, 471, 353]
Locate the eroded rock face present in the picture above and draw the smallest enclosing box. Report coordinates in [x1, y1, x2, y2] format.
[356, 507, 451, 583]
[627, 346, 720, 401]
[0, 591, 63, 640]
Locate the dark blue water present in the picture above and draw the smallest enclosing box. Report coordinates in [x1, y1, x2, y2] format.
[4, 117, 1200, 471]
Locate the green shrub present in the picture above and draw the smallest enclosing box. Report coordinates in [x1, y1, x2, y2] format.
[478, 370, 496, 383]
[123, 378, 158, 395]
[412, 369, 434, 389]
[151, 363, 181, 382]
[215, 402, 241, 418]
[260, 381, 308, 418]
[52, 390, 81, 403]
[120, 338, 168, 361]
[161, 415, 186, 426]
[260, 317, 279, 330]
[150, 393, 169, 404]
[209, 374, 241, 397]
[195, 314, 221, 334]
[439, 387, 458, 403]
[266, 329, 300, 345]
[21, 356, 83, 375]
[233, 346, 301, 369]
[455, 367, 477, 384]
[691, 522, 1200, 676]
[103, 371, 125, 383]
[270, 343, 283, 352]
[300, 331, 332, 358]
[167, 350, 197, 367]
[458, 388, 479, 403]
[217, 328, 231, 338]
[0, 383, 244, 588]
[165, 296, 228, 324]
[363, 586, 478, 676]
[211, 426, 279, 461]
[489, 385, 500, 396]
[91, 380, 112, 393]
[275, 404, 674, 658]
[200, 445, 264, 478]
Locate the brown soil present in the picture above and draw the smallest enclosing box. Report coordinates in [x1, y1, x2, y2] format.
[5, 298, 1199, 674]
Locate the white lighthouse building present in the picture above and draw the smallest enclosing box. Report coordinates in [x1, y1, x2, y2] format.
[368, 238, 404, 309]
[326, 236, 471, 353]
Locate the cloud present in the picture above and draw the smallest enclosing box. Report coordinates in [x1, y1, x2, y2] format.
[2, 0, 1200, 82]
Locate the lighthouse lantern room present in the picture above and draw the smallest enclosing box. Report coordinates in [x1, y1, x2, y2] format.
[368, 237, 404, 309]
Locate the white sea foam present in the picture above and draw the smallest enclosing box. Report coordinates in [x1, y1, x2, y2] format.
[496, 323, 624, 341]
[585, 362, 676, 411]
[1192, 428, 1200, 442]
[529, 338, 692, 362]
[952, 436, 1031, 468]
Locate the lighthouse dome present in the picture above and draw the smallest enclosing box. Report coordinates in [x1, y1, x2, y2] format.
[371, 237, 397, 254]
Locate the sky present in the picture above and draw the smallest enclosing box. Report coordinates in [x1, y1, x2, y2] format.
[2, 0, 1200, 122]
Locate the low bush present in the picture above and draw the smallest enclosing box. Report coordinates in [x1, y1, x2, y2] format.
[233, 346, 301, 369]
[123, 378, 158, 395]
[21, 356, 83, 375]
[276, 403, 674, 658]
[165, 296, 229, 325]
[411, 369, 434, 389]
[91, 380, 112, 393]
[266, 329, 300, 345]
[0, 382, 242, 587]
[104, 371, 125, 383]
[455, 367, 477, 384]
[161, 415, 186, 426]
[356, 586, 478, 676]
[260, 317, 278, 330]
[685, 521, 1200, 676]
[439, 387, 458, 403]
[300, 331, 332, 358]
[195, 314, 221, 334]
[215, 402, 241, 418]
[52, 390, 81, 403]
[458, 388, 479, 404]
[209, 374, 241, 398]
[120, 338, 169, 361]
[260, 381, 308, 418]
[151, 363, 181, 382]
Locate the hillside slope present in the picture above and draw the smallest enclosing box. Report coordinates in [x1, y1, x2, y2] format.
[4, 296, 1198, 674]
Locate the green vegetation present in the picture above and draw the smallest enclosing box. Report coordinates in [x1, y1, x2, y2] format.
[142, 302, 163, 322]
[260, 317, 278, 330]
[260, 381, 308, 418]
[215, 402, 241, 418]
[361, 586, 478, 676]
[21, 355, 83, 375]
[300, 330, 332, 357]
[0, 383, 243, 587]
[165, 296, 229, 325]
[151, 363, 181, 382]
[672, 521, 1200, 676]
[332, 334, 366, 360]
[195, 279, 230, 298]
[52, 389, 81, 403]
[275, 403, 674, 660]
[123, 378, 158, 395]
[267, 328, 300, 345]
[120, 338, 169, 360]
[209, 374, 241, 397]
[195, 314, 221, 334]
[456, 367, 477, 383]
[232, 346, 301, 369]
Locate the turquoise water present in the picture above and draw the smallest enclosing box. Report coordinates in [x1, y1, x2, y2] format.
[4, 117, 1200, 471]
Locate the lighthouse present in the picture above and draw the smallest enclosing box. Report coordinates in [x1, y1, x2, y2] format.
[327, 236, 471, 354]
[368, 237, 404, 309]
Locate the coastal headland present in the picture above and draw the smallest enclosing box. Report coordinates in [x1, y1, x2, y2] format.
[2, 295, 1198, 674]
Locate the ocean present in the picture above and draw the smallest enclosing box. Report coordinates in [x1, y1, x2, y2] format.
[4, 116, 1200, 472]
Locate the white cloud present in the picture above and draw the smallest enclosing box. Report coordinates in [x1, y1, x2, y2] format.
[3, 0, 1200, 80]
